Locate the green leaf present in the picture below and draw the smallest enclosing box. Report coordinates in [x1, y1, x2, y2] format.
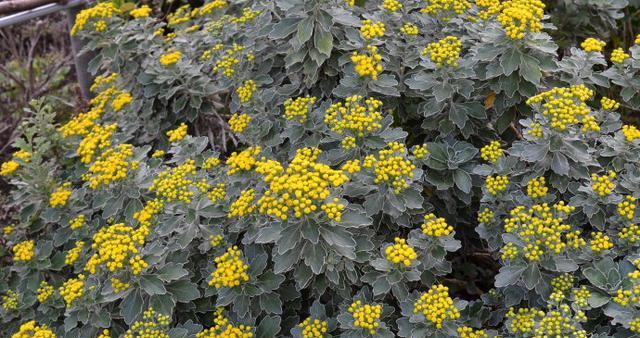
[257, 315, 281, 338]
[156, 263, 189, 282]
[500, 48, 520, 76]
[166, 280, 200, 303]
[295, 17, 315, 46]
[140, 275, 167, 295]
[453, 170, 472, 193]
[269, 18, 300, 39]
[120, 289, 144, 325]
[519, 54, 541, 85]
[314, 26, 333, 57]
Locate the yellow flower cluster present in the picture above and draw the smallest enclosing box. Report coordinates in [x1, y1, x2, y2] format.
[360, 20, 385, 40]
[351, 45, 383, 80]
[197, 0, 227, 16]
[413, 285, 460, 329]
[226, 146, 261, 174]
[572, 286, 590, 307]
[601, 97, 620, 110]
[4, 224, 15, 235]
[526, 176, 548, 199]
[2, 290, 18, 310]
[50, 183, 72, 207]
[229, 113, 251, 133]
[59, 79, 122, 138]
[203, 157, 221, 170]
[611, 48, 630, 64]
[150, 160, 207, 204]
[209, 246, 250, 288]
[130, 255, 148, 275]
[236, 80, 257, 103]
[550, 273, 572, 302]
[506, 307, 544, 333]
[620, 224, 640, 244]
[59, 274, 85, 307]
[166, 4, 191, 27]
[623, 125, 640, 142]
[255, 147, 349, 220]
[111, 92, 133, 111]
[0, 160, 19, 176]
[618, 196, 636, 220]
[412, 144, 428, 159]
[71, 2, 119, 35]
[503, 202, 583, 261]
[85, 222, 147, 274]
[590, 231, 613, 253]
[13, 240, 35, 261]
[299, 318, 328, 338]
[10, 321, 56, 338]
[124, 308, 171, 338]
[485, 175, 508, 195]
[341, 159, 362, 174]
[341, 136, 356, 150]
[37, 281, 54, 303]
[422, 213, 454, 237]
[208, 183, 226, 203]
[480, 141, 503, 163]
[400, 23, 419, 36]
[366, 143, 416, 192]
[591, 170, 616, 197]
[580, 38, 606, 52]
[457, 326, 488, 338]
[152, 150, 165, 158]
[130, 5, 152, 18]
[423, 36, 462, 68]
[385, 237, 417, 267]
[320, 199, 345, 222]
[111, 277, 130, 293]
[210, 44, 246, 77]
[167, 123, 188, 142]
[209, 234, 224, 247]
[97, 329, 110, 338]
[65, 241, 84, 265]
[497, 0, 545, 39]
[631, 318, 640, 333]
[477, 208, 494, 223]
[83, 144, 139, 189]
[475, 0, 501, 20]
[528, 122, 543, 138]
[228, 189, 257, 217]
[421, 0, 472, 20]
[526, 85, 596, 132]
[77, 123, 117, 163]
[501, 242, 519, 260]
[383, 0, 402, 11]
[348, 300, 382, 334]
[325, 96, 383, 137]
[130, 201, 160, 226]
[160, 51, 182, 66]
[197, 307, 253, 338]
[284, 96, 317, 123]
[14, 150, 31, 162]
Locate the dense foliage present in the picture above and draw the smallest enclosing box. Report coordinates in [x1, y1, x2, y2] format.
[2, 0, 640, 337]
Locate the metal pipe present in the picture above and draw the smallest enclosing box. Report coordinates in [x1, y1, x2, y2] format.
[0, 0, 86, 28]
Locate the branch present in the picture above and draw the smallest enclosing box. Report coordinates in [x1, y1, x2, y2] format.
[0, 0, 63, 15]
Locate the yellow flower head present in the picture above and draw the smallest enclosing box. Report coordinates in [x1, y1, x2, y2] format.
[226, 146, 261, 175]
[590, 231, 613, 253]
[526, 85, 596, 132]
[351, 45, 384, 80]
[422, 213, 454, 237]
[167, 123, 188, 142]
[208, 246, 250, 288]
[385, 237, 417, 267]
[71, 2, 119, 35]
[130, 5, 152, 18]
[497, 0, 545, 40]
[526, 176, 548, 199]
[160, 51, 182, 66]
[485, 175, 508, 195]
[229, 113, 251, 133]
[360, 20, 385, 40]
[480, 141, 503, 163]
[298, 317, 328, 338]
[581, 38, 606, 53]
[10, 321, 56, 338]
[284, 96, 317, 123]
[413, 284, 460, 329]
[591, 170, 616, 197]
[59, 274, 85, 307]
[37, 281, 54, 303]
[421, 0, 472, 21]
[348, 300, 382, 334]
[236, 80, 257, 103]
[83, 144, 138, 189]
[611, 48, 630, 64]
[423, 36, 462, 69]
[0, 160, 20, 176]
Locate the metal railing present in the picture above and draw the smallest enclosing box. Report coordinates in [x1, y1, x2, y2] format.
[0, 0, 94, 99]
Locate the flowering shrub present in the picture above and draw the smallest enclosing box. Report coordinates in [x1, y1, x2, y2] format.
[2, 0, 640, 337]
